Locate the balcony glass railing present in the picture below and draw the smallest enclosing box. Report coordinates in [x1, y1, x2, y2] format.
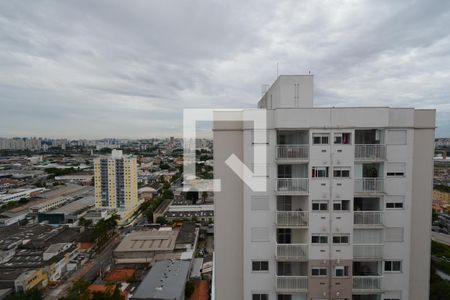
[355, 144, 386, 160]
[276, 211, 309, 227]
[276, 244, 308, 260]
[353, 276, 382, 290]
[353, 244, 383, 259]
[354, 178, 384, 193]
[354, 211, 383, 226]
[277, 178, 308, 193]
[276, 145, 309, 160]
[276, 276, 308, 291]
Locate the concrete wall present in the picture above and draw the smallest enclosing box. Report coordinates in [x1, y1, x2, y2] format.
[213, 119, 244, 300]
[409, 110, 435, 300]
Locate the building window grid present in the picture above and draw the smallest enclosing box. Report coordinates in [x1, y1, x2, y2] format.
[313, 133, 330, 145]
[333, 200, 350, 211]
[312, 166, 329, 178]
[312, 200, 329, 211]
[384, 260, 402, 273]
[332, 234, 350, 244]
[311, 267, 328, 277]
[252, 294, 268, 300]
[252, 261, 269, 272]
[334, 132, 351, 144]
[312, 234, 328, 244]
[333, 167, 351, 178]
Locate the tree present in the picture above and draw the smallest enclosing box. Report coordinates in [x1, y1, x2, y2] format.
[156, 216, 167, 225]
[185, 280, 195, 298]
[6, 288, 43, 300]
[64, 277, 90, 300]
[162, 189, 174, 199]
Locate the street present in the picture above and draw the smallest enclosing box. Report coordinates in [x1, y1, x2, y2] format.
[432, 231, 450, 246]
[44, 233, 122, 299]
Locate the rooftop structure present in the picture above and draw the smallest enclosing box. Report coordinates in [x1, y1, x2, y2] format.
[130, 260, 190, 300]
[114, 224, 198, 264]
[165, 204, 214, 222]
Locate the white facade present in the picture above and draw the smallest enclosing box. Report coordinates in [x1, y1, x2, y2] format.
[214, 75, 435, 300]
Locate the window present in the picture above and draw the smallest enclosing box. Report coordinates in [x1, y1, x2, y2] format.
[277, 229, 291, 244]
[253, 294, 268, 300]
[386, 196, 404, 209]
[386, 163, 405, 177]
[385, 227, 404, 242]
[384, 260, 402, 272]
[332, 234, 350, 244]
[312, 166, 329, 178]
[383, 291, 401, 300]
[334, 133, 351, 144]
[277, 296, 292, 300]
[333, 200, 350, 211]
[251, 196, 270, 211]
[312, 267, 328, 276]
[312, 234, 328, 244]
[251, 227, 269, 242]
[312, 200, 328, 211]
[252, 261, 269, 272]
[334, 266, 349, 277]
[333, 167, 350, 178]
[313, 133, 329, 145]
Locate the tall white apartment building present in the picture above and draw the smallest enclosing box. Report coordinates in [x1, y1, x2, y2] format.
[94, 149, 138, 221]
[213, 75, 435, 300]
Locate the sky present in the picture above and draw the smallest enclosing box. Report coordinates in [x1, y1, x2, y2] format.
[0, 0, 449, 138]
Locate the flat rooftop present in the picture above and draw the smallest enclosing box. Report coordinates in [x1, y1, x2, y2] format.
[131, 260, 190, 300]
[50, 195, 94, 214]
[115, 228, 179, 253]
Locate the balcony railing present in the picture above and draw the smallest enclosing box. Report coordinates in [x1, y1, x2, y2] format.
[354, 178, 384, 193]
[276, 276, 308, 292]
[276, 145, 309, 160]
[353, 276, 382, 290]
[353, 244, 383, 259]
[276, 244, 308, 260]
[276, 211, 309, 227]
[354, 211, 383, 226]
[355, 144, 386, 161]
[276, 178, 308, 193]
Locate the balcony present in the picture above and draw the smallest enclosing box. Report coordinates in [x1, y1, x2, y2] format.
[276, 244, 308, 261]
[355, 144, 386, 161]
[276, 276, 308, 292]
[354, 211, 383, 227]
[276, 178, 308, 194]
[353, 276, 382, 291]
[354, 178, 384, 194]
[276, 145, 309, 161]
[353, 244, 383, 259]
[276, 211, 308, 228]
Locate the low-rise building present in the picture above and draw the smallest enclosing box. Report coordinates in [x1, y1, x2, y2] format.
[130, 260, 190, 300]
[0, 188, 45, 204]
[114, 223, 198, 264]
[54, 174, 93, 183]
[165, 204, 214, 222]
[37, 196, 94, 225]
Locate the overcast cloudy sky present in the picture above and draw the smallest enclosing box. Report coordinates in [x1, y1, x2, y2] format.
[0, 0, 449, 138]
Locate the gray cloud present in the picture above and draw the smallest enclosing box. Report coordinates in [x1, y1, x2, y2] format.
[0, 0, 449, 138]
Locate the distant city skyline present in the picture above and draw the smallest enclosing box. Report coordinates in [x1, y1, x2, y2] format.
[1, 1, 449, 138]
